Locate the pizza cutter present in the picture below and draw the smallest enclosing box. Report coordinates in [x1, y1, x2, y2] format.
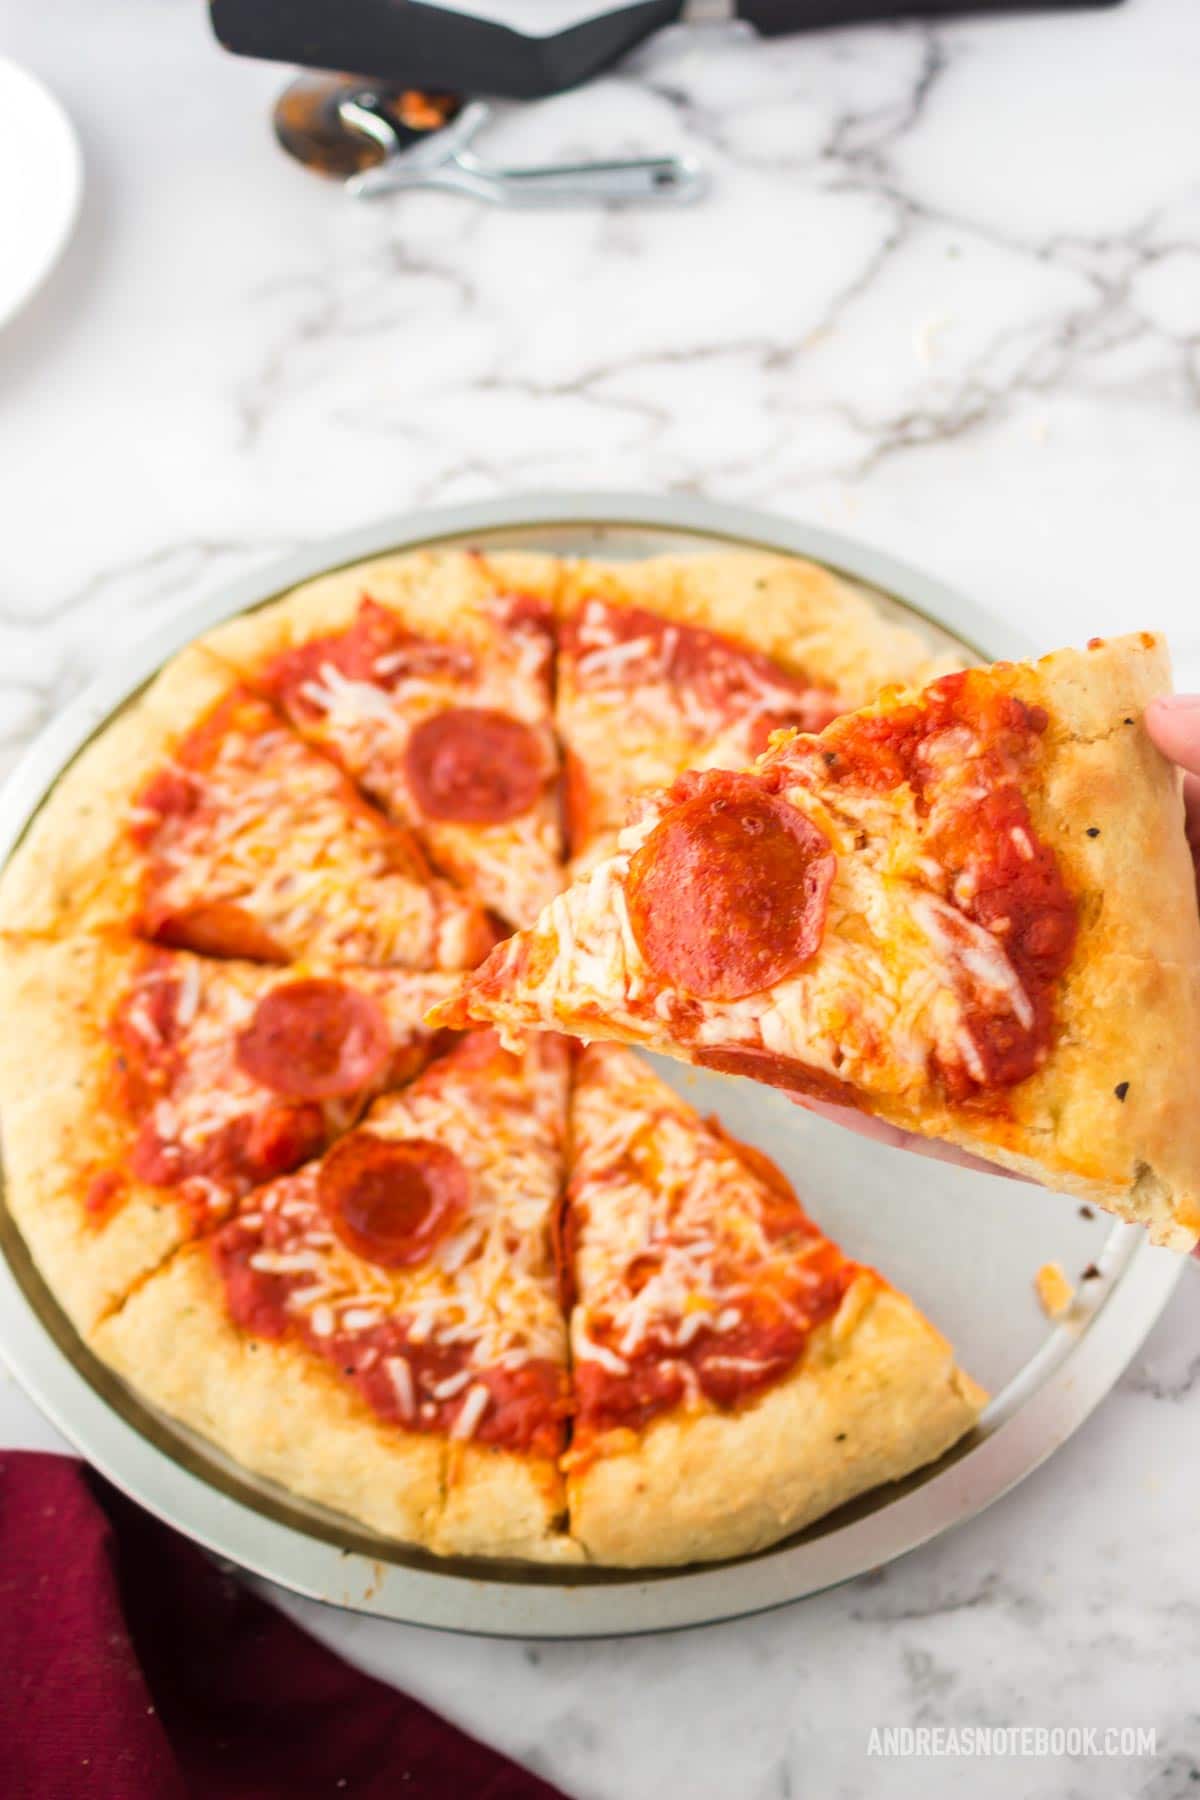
[273, 74, 705, 207]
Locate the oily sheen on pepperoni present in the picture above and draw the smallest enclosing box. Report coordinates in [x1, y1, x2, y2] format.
[405, 707, 543, 825]
[235, 979, 391, 1101]
[627, 771, 835, 1001]
[319, 1133, 466, 1268]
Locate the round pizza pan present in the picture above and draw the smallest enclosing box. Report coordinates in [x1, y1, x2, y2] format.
[0, 493, 1184, 1637]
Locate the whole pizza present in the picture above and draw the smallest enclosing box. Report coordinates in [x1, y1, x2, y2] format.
[2, 545, 1190, 1566]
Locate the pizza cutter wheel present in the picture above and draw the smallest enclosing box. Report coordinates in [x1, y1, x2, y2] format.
[273, 73, 706, 207]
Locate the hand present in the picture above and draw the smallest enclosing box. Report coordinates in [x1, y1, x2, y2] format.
[1145, 694, 1200, 898]
[793, 694, 1200, 1176]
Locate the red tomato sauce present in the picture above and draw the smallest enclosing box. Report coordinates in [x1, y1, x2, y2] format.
[574, 1247, 859, 1439]
[211, 1216, 567, 1458]
[781, 669, 1078, 1096]
[564, 600, 841, 734]
[108, 968, 326, 1207]
[260, 598, 476, 725]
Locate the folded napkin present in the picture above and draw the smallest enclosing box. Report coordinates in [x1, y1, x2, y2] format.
[0, 1451, 564, 1800]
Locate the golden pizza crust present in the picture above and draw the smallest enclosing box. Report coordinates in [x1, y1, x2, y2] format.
[866, 637, 1200, 1244]
[0, 932, 187, 1332]
[93, 1245, 445, 1546]
[0, 647, 235, 939]
[201, 548, 566, 678]
[93, 1239, 578, 1560]
[568, 1275, 985, 1566]
[436, 1442, 580, 1564]
[557, 550, 961, 704]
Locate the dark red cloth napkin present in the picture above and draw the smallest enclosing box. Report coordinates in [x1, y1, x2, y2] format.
[0, 1451, 565, 1800]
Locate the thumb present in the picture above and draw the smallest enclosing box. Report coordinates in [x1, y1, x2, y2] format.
[1145, 694, 1200, 779]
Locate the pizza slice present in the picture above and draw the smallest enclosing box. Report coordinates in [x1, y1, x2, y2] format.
[203, 550, 564, 928]
[0, 645, 494, 970]
[563, 1045, 984, 1564]
[556, 551, 957, 869]
[435, 635, 1200, 1248]
[93, 1030, 580, 1561]
[0, 932, 458, 1332]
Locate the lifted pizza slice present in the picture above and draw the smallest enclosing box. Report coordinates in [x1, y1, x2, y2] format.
[0, 645, 494, 970]
[204, 550, 564, 928]
[0, 933, 458, 1332]
[556, 551, 957, 869]
[93, 1030, 579, 1561]
[563, 1045, 984, 1564]
[436, 635, 1200, 1248]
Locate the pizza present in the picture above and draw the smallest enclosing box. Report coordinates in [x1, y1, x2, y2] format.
[95, 1029, 579, 1560]
[0, 646, 495, 970]
[0, 545, 1085, 1565]
[556, 551, 956, 869]
[562, 1045, 985, 1565]
[437, 633, 1200, 1251]
[0, 934, 457, 1331]
[91, 1031, 984, 1563]
[203, 550, 564, 928]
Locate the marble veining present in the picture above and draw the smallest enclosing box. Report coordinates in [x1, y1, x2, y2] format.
[1, 0, 1199, 1793]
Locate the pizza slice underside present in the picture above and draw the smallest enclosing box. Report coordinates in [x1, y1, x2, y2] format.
[203, 550, 567, 930]
[0, 643, 495, 971]
[562, 1044, 984, 1566]
[0, 931, 461, 1334]
[438, 635, 1200, 1249]
[554, 551, 958, 870]
[93, 1029, 583, 1562]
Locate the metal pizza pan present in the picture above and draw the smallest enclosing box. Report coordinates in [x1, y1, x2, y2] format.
[0, 492, 1181, 1637]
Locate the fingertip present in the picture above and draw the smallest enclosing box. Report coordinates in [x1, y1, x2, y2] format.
[1145, 694, 1200, 774]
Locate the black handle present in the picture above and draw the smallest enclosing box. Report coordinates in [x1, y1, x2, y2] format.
[737, 0, 1121, 27]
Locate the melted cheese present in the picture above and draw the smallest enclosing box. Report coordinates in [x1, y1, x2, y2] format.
[226, 1037, 571, 1401]
[478, 730, 1047, 1104]
[559, 597, 841, 862]
[277, 596, 561, 929]
[137, 714, 482, 969]
[569, 1047, 841, 1387]
[119, 957, 453, 1217]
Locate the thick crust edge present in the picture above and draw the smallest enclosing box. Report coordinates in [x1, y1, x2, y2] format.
[201, 548, 566, 679]
[568, 1276, 985, 1567]
[0, 646, 236, 938]
[93, 1244, 445, 1546]
[558, 550, 962, 703]
[0, 932, 187, 1333]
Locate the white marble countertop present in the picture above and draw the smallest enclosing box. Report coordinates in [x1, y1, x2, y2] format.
[3, 0, 1200, 1792]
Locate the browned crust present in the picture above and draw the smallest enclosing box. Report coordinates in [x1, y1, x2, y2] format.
[0, 647, 235, 939]
[0, 932, 186, 1333]
[200, 548, 566, 679]
[568, 1276, 985, 1566]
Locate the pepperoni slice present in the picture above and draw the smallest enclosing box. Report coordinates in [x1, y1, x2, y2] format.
[627, 772, 835, 1000]
[695, 1046, 860, 1104]
[319, 1134, 466, 1268]
[235, 979, 391, 1100]
[405, 707, 544, 825]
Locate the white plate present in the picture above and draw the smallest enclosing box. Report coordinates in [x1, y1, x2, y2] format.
[0, 59, 82, 329]
[0, 493, 1184, 1637]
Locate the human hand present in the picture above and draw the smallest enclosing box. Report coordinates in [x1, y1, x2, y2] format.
[792, 694, 1200, 1177]
[1144, 694, 1200, 897]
